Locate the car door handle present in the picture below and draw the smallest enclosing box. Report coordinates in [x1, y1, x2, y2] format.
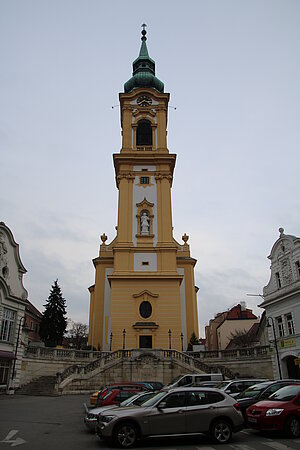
[178, 409, 184, 414]
[209, 406, 216, 409]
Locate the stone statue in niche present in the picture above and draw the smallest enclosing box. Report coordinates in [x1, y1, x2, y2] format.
[140, 212, 150, 235]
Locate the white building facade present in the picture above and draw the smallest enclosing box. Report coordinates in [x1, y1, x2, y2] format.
[0, 222, 28, 392]
[261, 228, 300, 379]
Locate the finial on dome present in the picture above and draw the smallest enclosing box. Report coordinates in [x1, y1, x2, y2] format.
[279, 227, 284, 236]
[141, 23, 147, 41]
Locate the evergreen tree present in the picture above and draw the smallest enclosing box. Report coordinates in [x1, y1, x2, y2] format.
[187, 331, 199, 351]
[39, 279, 67, 346]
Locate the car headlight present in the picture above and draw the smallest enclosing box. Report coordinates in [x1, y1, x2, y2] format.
[100, 415, 115, 423]
[265, 408, 284, 416]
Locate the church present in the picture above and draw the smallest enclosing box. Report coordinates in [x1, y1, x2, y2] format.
[88, 27, 199, 352]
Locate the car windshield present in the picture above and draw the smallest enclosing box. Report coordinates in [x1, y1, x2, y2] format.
[237, 382, 271, 399]
[120, 394, 140, 406]
[167, 375, 183, 386]
[215, 382, 230, 389]
[141, 390, 167, 406]
[268, 385, 300, 402]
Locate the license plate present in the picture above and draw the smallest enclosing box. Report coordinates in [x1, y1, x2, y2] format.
[248, 417, 257, 423]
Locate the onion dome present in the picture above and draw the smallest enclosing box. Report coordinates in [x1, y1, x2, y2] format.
[124, 25, 164, 93]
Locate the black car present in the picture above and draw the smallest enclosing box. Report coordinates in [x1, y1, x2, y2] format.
[236, 379, 300, 416]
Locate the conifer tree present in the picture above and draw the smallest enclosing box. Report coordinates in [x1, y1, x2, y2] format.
[187, 331, 199, 351]
[39, 279, 67, 346]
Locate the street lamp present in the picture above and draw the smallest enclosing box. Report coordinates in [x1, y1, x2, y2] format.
[122, 329, 126, 350]
[180, 332, 184, 352]
[109, 332, 113, 352]
[267, 316, 282, 380]
[168, 329, 172, 350]
[11, 316, 27, 381]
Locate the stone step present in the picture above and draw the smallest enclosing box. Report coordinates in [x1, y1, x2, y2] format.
[18, 375, 58, 396]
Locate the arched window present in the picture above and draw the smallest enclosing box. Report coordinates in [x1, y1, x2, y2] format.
[136, 120, 152, 146]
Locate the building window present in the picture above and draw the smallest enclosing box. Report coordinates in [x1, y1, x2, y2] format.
[30, 321, 33, 330]
[139, 301, 152, 319]
[35, 323, 39, 334]
[0, 308, 16, 342]
[276, 316, 285, 337]
[275, 272, 282, 288]
[136, 120, 152, 146]
[285, 313, 295, 335]
[295, 261, 300, 278]
[0, 361, 10, 385]
[140, 176, 149, 185]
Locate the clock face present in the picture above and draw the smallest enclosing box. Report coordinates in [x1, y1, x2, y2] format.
[136, 95, 152, 107]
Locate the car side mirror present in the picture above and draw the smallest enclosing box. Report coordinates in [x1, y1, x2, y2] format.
[157, 401, 167, 410]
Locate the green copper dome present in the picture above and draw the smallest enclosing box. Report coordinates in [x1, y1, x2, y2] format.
[124, 26, 164, 93]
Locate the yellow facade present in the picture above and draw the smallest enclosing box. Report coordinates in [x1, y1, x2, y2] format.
[88, 32, 199, 351]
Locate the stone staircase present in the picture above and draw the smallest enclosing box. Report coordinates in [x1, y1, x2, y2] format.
[17, 375, 58, 396]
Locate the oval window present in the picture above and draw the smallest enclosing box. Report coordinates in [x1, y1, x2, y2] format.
[139, 301, 152, 319]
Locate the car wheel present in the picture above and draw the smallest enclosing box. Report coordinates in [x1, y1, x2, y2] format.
[285, 416, 300, 438]
[210, 419, 232, 444]
[113, 422, 138, 448]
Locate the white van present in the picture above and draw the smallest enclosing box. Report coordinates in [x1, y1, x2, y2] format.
[167, 373, 223, 389]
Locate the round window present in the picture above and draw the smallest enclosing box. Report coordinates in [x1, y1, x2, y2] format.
[139, 301, 152, 319]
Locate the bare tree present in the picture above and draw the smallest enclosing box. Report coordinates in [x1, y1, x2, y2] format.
[66, 321, 88, 349]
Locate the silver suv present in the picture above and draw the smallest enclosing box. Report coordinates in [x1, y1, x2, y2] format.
[216, 379, 267, 398]
[96, 387, 244, 448]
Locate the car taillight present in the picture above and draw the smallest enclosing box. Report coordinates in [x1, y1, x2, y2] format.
[233, 402, 240, 411]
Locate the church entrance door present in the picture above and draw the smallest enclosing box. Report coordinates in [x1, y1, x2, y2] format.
[139, 335, 152, 349]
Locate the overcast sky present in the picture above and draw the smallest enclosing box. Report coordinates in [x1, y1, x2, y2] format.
[1, 1, 299, 338]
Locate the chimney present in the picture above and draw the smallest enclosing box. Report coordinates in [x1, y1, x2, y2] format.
[240, 301, 246, 311]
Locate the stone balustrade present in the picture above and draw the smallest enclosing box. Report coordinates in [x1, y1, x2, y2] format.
[25, 345, 270, 362]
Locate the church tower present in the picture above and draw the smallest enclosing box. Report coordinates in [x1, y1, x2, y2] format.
[88, 27, 199, 351]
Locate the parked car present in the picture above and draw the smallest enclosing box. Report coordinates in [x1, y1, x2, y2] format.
[90, 383, 149, 406]
[246, 384, 300, 438]
[166, 373, 223, 389]
[84, 391, 155, 431]
[96, 387, 244, 447]
[136, 381, 164, 391]
[216, 379, 267, 398]
[236, 379, 300, 416]
[96, 386, 147, 408]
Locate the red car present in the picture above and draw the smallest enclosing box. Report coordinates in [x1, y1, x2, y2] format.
[96, 386, 146, 407]
[246, 384, 300, 438]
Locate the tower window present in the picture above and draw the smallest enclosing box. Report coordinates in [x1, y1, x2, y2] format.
[296, 261, 300, 278]
[275, 271, 282, 288]
[140, 176, 149, 184]
[136, 120, 152, 146]
[139, 301, 152, 319]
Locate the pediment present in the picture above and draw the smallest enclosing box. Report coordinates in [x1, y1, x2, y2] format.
[132, 289, 159, 299]
[136, 197, 154, 208]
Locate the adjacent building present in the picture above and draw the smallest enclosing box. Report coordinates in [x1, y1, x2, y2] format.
[88, 28, 199, 351]
[0, 222, 28, 391]
[260, 228, 300, 379]
[205, 303, 259, 351]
